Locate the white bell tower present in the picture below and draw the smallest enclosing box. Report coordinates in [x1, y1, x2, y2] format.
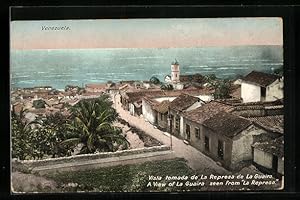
[171, 59, 180, 83]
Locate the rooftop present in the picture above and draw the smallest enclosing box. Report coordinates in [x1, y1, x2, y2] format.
[153, 100, 170, 114]
[248, 115, 284, 134]
[124, 88, 213, 103]
[216, 98, 283, 107]
[252, 136, 284, 158]
[124, 90, 164, 103]
[203, 111, 252, 138]
[183, 101, 234, 124]
[169, 94, 199, 112]
[85, 83, 107, 89]
[179, 74, 206, 83]
[242, 71, 281, 87]
[34, 86, 52, 88]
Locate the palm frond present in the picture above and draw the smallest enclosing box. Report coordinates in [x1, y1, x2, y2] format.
[61, 137, 81, 146]
[96, 122, 111, 132]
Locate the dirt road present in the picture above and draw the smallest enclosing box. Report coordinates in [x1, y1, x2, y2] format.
[113, 94, 228, 174]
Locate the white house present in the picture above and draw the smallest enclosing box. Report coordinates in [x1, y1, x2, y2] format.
[142, 93, 209, 134]
[241, 71, 283, 103]
[168, 94, 205, 138]
[252, 136, 284, 176]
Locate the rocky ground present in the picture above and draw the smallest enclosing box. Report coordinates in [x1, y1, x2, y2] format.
[114, 121, 145, 149]
[115, 118, 162, 148]
[12, 171, 59, 193]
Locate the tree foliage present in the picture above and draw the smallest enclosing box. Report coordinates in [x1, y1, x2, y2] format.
[204, 74, 217, 84]
[212, 79, 232, 99]
[11, 108, 35, 160]
[62, 95, 128, 154]
[33, 99, 46, 109]
[160, 84, 174, 90]
[12, 95, 128, 160]
[149, 76, 160, 85]
[273, 66, 283, 76]
[35, 113, 74, 158]
[12, 110, 73, 160]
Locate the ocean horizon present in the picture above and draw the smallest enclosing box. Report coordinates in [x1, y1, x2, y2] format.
[11, 45, 283, 90]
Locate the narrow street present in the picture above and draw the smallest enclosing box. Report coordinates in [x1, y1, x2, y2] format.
[112, 94, 228, 174]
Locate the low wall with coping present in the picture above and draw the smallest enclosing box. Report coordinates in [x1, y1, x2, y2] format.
[13, 145, 174, 175]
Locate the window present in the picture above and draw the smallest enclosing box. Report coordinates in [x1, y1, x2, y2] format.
[175, 116, 180, 131]
[218, 140, 224, 160]
[205, 136, 209, 152]
[160, 113, 163, 120]
[186, 124, 190, 140]
[261, 87, 266, 98]
[195, 128, 200, 139]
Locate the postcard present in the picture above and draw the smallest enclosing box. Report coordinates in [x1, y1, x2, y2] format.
[10, 17, 284, 192]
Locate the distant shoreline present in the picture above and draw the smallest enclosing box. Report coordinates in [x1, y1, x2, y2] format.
[11, 45, 283, 52]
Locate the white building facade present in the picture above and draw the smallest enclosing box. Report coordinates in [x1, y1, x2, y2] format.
[241, 71, 283, 103]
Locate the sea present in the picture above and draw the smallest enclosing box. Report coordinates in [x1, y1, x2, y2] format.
[10, 45, 283, 90]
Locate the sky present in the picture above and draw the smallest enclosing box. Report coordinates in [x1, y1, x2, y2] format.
[10, 18, 283, 50]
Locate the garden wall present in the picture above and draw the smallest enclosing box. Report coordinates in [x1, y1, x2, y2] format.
[13, 145, 174, 175]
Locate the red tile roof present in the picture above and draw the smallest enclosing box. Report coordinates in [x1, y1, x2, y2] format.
[85, 83, 107, 89]
[125, 90, 164, 103]
[183, 101, 234, 124]
[124, 88, 213, 103]
[203, 111, 252, 138]
[169, 94, 199, 112]
[248, 115, 283, 134]
[153, 100, 170, 114]
[216, 99, 283, 107]
[242, 71, 281, 87]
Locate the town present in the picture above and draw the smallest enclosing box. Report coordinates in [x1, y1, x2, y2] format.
[11, 60, 284, 191]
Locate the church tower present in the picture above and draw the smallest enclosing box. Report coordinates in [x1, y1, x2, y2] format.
[171, 59, 180, 83]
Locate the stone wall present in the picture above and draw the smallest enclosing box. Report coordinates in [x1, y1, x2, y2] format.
[12, 145, 172, 174]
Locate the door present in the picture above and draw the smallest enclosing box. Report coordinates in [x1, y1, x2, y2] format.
[186, 124, 190, 140]
[205, 136, 210, 152]
[217, 140, 224, 160]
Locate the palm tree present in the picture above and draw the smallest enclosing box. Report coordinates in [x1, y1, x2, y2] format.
[62, 97, 129, 154]
[11, 108, 35, 160]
